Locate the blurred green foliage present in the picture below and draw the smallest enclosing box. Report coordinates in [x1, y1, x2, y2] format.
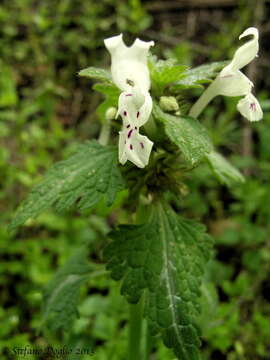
[1, 0, 270, 359]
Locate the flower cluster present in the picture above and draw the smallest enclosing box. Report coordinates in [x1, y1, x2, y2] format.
[105, 28, 263, 169]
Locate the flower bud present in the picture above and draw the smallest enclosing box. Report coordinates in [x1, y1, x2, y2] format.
[159, 96, 179, 112]
[105, 107, 117, 121]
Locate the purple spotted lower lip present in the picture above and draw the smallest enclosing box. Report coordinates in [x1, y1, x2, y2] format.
[128, 129, 133, 138]
[125, 94, 132, 97]
[140, 142, 144, 149]
[250, 103, 256, 111]
[130, 144, 133, 150]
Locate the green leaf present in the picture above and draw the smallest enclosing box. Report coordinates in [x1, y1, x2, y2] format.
[93, 82, 120, 98]
[171, 61, 228, 91]
[206, 151, 245, 186]
[93, 82, 120, 120]
[42, 246, 93, 331]
[149, 57, 187, 95]
[9, 141, 125, 233]
[104, 201, 213, 360]
[153, 104, 213, 165]
[79, 66, 112, 82]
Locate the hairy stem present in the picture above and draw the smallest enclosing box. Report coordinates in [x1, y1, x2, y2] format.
[128, 296, 144, 360]
[98, 120, 111, 146]
[188, 82, 216, 118]
[142, 321, 152, 360]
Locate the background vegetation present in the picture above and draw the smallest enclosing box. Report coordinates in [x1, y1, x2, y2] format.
[1, 0, 270, 359]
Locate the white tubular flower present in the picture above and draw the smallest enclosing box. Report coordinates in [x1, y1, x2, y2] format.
[237, 93, 263, 122]
[104, 34, 154, 168]
[189, 27, 263, 122]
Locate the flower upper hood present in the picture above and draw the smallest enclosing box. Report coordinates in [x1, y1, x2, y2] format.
[221, 27, 259, 75]
[104, 34, 154, 93]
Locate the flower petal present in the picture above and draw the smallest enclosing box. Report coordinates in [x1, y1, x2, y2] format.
[119, 129, 153, 168]
[220, 27, 259, 75]
[118, 130, 128, 165]
[104, 34, 125, 55]
[104, 34, 154, 92]
[237, 93, 263, 121]
[215, 70, 253, 97]
[117, 88, 152, 127]
[136, 91, 153, 127]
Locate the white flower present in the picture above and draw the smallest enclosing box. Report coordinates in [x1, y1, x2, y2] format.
[104, 34, 154, 168]
[189, 27, 263, 122]
[237, 93, 263, 122]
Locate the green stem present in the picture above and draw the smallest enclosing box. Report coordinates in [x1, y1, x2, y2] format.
[142, 321, 152, 360]
[128, 294, 144, 360]
[98, 120, 111, 146]
[188, 82, 216, 118]
[127, 206, 155, 360]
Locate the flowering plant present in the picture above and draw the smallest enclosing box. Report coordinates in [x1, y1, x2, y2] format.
[10, 27, 263, 360]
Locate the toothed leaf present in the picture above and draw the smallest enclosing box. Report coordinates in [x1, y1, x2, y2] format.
[104, 202, 213, 360]
[79, 66, 112, 82]
[206, 151, 245, 186]
[153, 105, 213, 165]
[149, 57, 187, 95]
[42, 247, 93, 331]
[93, 83, 120, 120]
[9, 141, 125, 233]
[171, 61, 228, 90]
